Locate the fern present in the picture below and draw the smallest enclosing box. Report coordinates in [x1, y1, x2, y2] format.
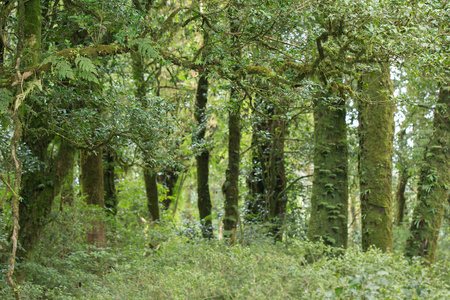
[0, 89, 13, 112]
[75, 57, 98, 75]
[130, 38, 159, 60]
[75, 57, 98, 83]
[55, 60, 75, 80]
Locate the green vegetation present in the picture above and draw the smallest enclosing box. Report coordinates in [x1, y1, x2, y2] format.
[0, 0, 449, 299]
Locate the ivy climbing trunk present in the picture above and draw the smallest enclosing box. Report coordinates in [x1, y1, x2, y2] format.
[103, 149, 118, 216]
[308, 91, 348, 248]
[194, 74, 213, 239]
[80, 149, 106, 247]
[405, 85, 449, 264]
[144, 170, 160, 222]
[358, 65, 395, 252]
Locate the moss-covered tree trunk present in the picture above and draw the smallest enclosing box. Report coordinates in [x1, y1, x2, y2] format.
[222, 6, 241, 244]
[103, 149, 118, 216]
[23, 0, 41, 66]
[308, 92, 348, 248]
[80, 149, 106, 247]
[222, 91, 241, 243]
[267, 114, 287, 240]
[405, 85, 449, 264]
[358, 65, 395, 252]
[194, 74, 213, 238]
[19, 141, 75, 254]
[144, 170, 160, 222]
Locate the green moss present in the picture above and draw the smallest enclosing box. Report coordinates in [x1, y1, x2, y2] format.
[23, 0, 41, 67]
[358, 65, 395, 252]
[406, 85, 450, 264]
[308, 90, 348, 248]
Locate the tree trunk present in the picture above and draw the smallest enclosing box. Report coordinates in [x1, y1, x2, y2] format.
[160, 169, 179, 210]
[23, 0, 41, 67]
[245, 122, 267, 222]
[222, 90, 241, 244]
[222, 5, 241, 244]
[60, 158, 75, 209]
[405, 85, 449, 264]
[144, 170, 160, 222]
[80, 149, 106, 247]
[103, 149, 118, 216]
[308, 91, 348, 248]
[194, 74, 213, 239]
[245, 97, 287, 240]
[394, 171, 408, 226]
[19, 141, 75, 256]
[358, 65, 395, 252]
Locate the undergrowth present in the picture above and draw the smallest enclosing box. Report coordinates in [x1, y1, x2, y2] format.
[0, 201, 449, 299]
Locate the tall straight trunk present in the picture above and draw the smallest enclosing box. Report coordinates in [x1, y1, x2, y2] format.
[394, 171, 408, 226]
[103, 149, 118, 216]
[267, 114, 287, 240]
[405, 85, 449, 264]
[394, 128, 409, 226]
[80, 149, 106, 247]
[245, 123, 267, 222]
[144, 170, 160, 222]
[222, 6, 241, 243]
[308, 92, 348, 248]
[131, 52, 162, 222]
[222, 91, 241, 243]
[194, 74, 213, 238]
[358, 65, 395, 252]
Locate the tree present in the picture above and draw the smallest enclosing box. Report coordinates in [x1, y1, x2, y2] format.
[358, 65, 395, 252]
[406, 85, 450, 264]
[194, 73, 214, 238]
[308, 89, 348, 248]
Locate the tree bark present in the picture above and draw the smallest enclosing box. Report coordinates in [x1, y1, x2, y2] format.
[222, 5, 241, 244]
[308, 91, 348, 248]
[80, 149, 106, 247]
[222, 90, 241, 244]
[144, 170, 160, 222]
[194, 74, 213, 238]
[358, 65, 395, 252]
[19, 141, 75, 254]
[103, 149, 118, 216]
[405, 85, 449, 264]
